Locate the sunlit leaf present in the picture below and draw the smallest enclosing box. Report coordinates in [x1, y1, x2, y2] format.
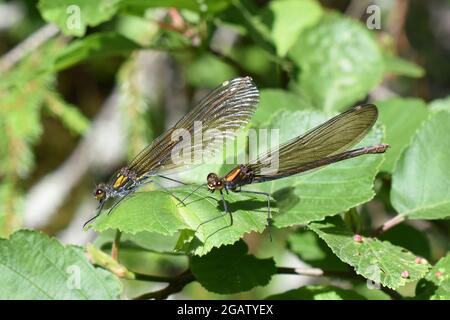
[251, 89, 314, 124]
[377, 98, 429, 173]
[416, 253, 450, 300]
[0, 230, 122, 299]
[391, 112, 450, 219]
[38, 0, 121, 36]
[254, 110, 385, 228]
[288, 230, 350, 272]
[289, 14, 383, 111]
[269, 0, 322, 57]
[93, 188, 268, 256]
[309, 216, 430, 290]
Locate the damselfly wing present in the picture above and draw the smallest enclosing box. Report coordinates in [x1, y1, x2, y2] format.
[85, 76, 260, 227]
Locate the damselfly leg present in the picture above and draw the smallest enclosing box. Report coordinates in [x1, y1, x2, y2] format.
[234, 189, 273, 241]
[194, 190, 234, 244]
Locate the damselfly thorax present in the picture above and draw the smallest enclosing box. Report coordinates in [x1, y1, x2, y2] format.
[206, 165, 255, 192]
[93, 167, 141, 202]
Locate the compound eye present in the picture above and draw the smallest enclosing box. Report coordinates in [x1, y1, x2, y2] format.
[94, 188, 106, 200]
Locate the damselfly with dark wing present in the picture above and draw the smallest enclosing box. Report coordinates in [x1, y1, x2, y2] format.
[194, 104, 388, 239]
[85, 77, 260, 227]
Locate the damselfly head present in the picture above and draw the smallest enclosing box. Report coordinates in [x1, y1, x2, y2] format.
[93, 183, 108, 202]
[207, 173, 223, 191]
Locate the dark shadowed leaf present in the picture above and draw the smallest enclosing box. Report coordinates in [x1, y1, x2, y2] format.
[191, 241, 276, 294]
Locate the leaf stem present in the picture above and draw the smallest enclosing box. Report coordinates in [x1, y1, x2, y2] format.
[373, 214, 406, 236]
[111, 230, 122, 261]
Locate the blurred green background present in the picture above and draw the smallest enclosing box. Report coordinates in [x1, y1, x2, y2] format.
[0, 0, 449, 300]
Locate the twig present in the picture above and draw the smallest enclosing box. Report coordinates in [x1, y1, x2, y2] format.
[133, 272, 177, 283]
[373, 214, 406, 236]
[209, 46, 248, 75]
[131, 266, 405, 300]
[277, 267, 359, 278]
[131, 266, 362, 300]
[133, 269, 195, 300]
[278, 267, 403, 300]
[380, 287, 403, 300]
[111, 230, 122, 261]
[0, 23, 59, 72]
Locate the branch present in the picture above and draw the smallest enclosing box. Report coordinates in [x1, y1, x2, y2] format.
[276, 267, 359, 278]
[130, 265, 405, 300]
[133, 270, 195, 300]
[0, 23, 59, 72]
[133, 272, 177, 283]
[131, 266, 361, 300]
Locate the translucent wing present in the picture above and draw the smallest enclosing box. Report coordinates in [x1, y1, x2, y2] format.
[128, 77, 259, 178]
[248, 104, 378, 181]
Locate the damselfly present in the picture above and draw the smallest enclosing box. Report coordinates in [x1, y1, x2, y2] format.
[84, 76, 259, 227]
[188, 104, 388, 238]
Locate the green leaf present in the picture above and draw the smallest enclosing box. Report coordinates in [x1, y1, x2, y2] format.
[93, 191, 189, 236]
[288, 230, 350, 272]
[190, 241, 276, 294]
[352, 281, 391, 300]
[251, 89, 314, 124]
[0, 230, 122, 299]
[416, 253, 450, 300]
[429, 96, 450, 113]
[289, 14, 383, 111]
[377, 98, 429, 173]
[52, 32, 140, 72]
[266, 285, 366, 300]
[309, 216, 430, 290]
[269, 0, 323, 57]
[94, 230, 180, 254]
[254, 110, 385, 228]
[86, 244, 134, 279]
[184, 53, 238, 88]
[391, 112, 450, 219]
[38, 0, 121, 36]
[93, 188, 269, 256]
[383, 52, 425, 78]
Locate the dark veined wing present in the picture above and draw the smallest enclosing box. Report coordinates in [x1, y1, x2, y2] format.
[248, 104, 378, 182]
[127, 77, 259, 178]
